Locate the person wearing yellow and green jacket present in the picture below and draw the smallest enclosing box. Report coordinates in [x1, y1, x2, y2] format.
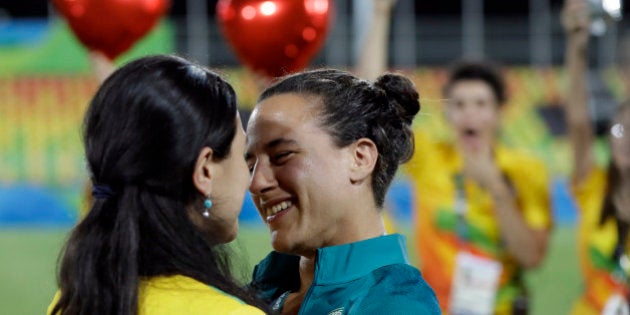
[406, 61, 553, 315]
[563, 0, 630, 313]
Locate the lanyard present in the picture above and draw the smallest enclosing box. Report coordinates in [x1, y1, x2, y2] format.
[453, 173, 470, 244]
[453, 172, 514, 250]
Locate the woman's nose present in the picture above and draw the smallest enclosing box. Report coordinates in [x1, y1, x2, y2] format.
[249, 161, 277, 195]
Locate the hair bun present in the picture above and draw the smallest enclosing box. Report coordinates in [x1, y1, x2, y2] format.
[375, 74, 420, 125]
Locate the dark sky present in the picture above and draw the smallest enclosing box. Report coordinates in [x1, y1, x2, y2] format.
[0, 0, 621, 17]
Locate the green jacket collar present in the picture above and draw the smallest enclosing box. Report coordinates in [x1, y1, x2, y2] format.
[313, 233, 410, 285]
[252, 233, 411, 301]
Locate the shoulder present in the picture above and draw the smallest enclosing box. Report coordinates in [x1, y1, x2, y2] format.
[360, 264, 441, 314]
[405, 136, 453, 176]
[138, 275, 265, 315]
[573, 165, 606, 193]
[369, 264, 436, 295]
[47, 291, 61, 315]
[572, 165, 607, 213]
[499, 147, 546, 172]
[498, 147, 549, 188]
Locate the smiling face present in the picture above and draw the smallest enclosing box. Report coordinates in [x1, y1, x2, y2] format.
[246, 93, 356, 256]
[445, 79, 501, 151]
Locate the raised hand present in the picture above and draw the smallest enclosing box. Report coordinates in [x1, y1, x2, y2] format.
[374, 0, 397, 12]
[561, 0, 590, 47]
[462, 142, 502, 191]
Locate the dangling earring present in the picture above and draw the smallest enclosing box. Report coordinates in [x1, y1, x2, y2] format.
[203, 197, 213, 218]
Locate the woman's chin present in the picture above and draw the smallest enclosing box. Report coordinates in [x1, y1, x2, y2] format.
[209, 224, 239, 245]
[270, 232, 300, 254]
[224, 229, 238, 244]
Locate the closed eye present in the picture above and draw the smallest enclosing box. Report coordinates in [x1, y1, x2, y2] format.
[246, 156, 255, 174]
[272, 151, 294, 164]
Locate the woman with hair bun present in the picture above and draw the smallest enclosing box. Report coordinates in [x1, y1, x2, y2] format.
[245, 69, 440, 314]
[48, 55, 268, 315]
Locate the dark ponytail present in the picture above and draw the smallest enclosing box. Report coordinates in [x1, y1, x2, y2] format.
[52, 55, 270, 315]
[53, 188, 141, 314]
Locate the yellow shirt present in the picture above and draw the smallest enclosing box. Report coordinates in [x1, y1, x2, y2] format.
[571, 167, 629, 314]
[405, 132, 552, 314]
[48, 275, 265, 315]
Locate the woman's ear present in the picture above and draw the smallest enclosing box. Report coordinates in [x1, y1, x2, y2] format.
[348, 138, 378, 184]
[192, 147, 214, 196]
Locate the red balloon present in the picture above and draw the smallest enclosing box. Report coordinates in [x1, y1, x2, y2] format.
[52, 0, 170, 60]
[217, 0, 332, 78]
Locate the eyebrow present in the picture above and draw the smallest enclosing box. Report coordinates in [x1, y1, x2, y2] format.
[245, 138, 298, 160]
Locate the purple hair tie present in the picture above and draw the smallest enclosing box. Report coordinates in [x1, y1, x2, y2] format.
[92, 185, 115, 199]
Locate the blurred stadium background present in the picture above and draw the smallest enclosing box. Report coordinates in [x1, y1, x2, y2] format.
[1, 0, 627, 313]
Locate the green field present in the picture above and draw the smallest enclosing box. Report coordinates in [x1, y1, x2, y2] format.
[0, 225, 579, 314]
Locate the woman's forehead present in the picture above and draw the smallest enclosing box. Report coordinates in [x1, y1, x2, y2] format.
[250, 94, 322, 125]
[247, 99, 322, 141]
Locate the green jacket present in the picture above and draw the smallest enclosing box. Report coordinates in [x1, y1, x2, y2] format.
[251, 234, 441, 315]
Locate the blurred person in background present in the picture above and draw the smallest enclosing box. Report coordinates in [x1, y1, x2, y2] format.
[405, 61, 553, 315]
[48, 55, 269, 315]
[245, 68, 440, 314]
[563, 0, 630, 313]
[354, 1, 552, 313]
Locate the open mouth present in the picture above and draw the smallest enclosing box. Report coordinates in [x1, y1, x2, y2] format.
[463, 128, 478, 137]
[459, 127, 483, 149]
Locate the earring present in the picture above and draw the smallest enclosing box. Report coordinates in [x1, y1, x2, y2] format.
[202, 197, 213, 218]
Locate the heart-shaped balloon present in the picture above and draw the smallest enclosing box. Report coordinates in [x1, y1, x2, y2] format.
[217, 0, 332, 78]
[52, 0, 170, 60]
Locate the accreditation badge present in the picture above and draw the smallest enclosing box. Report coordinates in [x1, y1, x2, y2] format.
[601, 251, 630, 315]
[449, 251, 503, 315]
[602, 293, 630, 315]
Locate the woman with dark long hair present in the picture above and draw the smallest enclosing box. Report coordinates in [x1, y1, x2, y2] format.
[48, 55, 268, 315]
[564, 0, 630, 313]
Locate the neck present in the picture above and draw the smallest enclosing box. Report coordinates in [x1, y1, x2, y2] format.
[297, 211, 385, 259]
[296, 208, 386, 288]
[331, 206, 386, 247]
[297, 256, 316, 295]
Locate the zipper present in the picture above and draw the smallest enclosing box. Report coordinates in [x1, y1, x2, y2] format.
[298, 250, 321, 315]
